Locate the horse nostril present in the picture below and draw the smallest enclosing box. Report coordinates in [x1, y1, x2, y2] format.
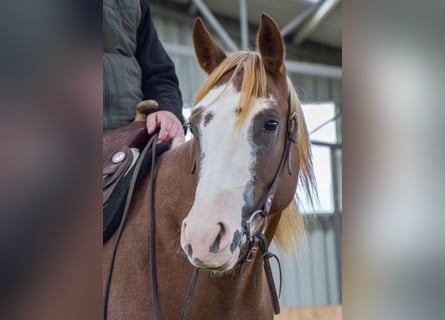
[218, 222, 225, 235]
[209, 231, 221, 253]
[208, 223, 227, 254]
[184, 244, 193, 257]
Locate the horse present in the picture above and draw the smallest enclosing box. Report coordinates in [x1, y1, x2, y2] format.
[103, 14, 316, 320]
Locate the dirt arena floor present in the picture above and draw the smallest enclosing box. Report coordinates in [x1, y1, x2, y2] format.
[274, 305, 342, 320]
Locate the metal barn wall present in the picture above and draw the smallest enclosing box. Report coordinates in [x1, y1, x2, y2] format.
[289, 73, 342, 105]
[270, 214, 342, 307]
[153, 15, 342, 307]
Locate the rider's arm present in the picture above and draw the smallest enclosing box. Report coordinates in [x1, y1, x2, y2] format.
[135, 0, 185, 125]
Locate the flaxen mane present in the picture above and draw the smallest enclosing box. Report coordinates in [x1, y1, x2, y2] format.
[192, 51, 317, 252]
[193, 51, 267, 127]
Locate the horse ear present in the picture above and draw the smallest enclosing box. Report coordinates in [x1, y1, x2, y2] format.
[257, 13, 285, 74]
[192, 18, 227, 74]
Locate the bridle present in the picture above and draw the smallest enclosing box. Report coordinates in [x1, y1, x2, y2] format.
[103, 93, 298, 320]
[242, 96, 297, 243]
[237, 93, 298, 315]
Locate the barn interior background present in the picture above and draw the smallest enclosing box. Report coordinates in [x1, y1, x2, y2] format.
[150, 0, 342, 317]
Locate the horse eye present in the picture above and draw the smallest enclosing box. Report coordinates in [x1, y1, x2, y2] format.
[264, 120, 279, 132]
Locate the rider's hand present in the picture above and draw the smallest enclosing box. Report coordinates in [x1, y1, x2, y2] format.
[146, 110, 185, 143]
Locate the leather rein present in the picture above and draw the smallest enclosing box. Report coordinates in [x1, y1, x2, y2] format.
[103, 134, 158, 320]
[103, 95, 298, 320]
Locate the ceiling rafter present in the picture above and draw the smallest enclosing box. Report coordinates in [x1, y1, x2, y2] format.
[292, 0, 341, 45]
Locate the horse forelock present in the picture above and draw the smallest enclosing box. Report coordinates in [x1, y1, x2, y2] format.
[192, 52, 268, 128]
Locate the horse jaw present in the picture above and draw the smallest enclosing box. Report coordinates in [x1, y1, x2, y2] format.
[180, 84, 271, 272]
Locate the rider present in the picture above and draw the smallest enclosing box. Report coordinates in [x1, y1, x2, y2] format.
[103, 0, 185, 143]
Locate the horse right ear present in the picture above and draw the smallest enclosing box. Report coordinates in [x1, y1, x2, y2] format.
[192, 18, 227, 74]
[257, 13, 285, 75]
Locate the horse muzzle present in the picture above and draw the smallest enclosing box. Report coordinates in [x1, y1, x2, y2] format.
[180, 218, 243, 271]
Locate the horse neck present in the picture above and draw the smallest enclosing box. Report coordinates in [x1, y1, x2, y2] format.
[189, 254, 274, 318]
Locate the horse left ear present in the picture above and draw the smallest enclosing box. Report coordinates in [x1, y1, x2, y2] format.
[192, 17, 227, 74]
[257, 13, 285, 74]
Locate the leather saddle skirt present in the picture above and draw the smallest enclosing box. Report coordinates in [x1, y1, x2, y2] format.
[103, 121, 170, 242]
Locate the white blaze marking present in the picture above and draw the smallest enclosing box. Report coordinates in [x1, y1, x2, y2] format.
[189, 84, 274, 227]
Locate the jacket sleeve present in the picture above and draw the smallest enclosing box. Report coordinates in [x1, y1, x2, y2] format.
[136, 0, 185, 124]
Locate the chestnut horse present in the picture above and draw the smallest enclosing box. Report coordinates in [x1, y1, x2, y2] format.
[103, 14, 315, 320]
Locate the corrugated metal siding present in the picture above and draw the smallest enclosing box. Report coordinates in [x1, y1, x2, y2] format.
[270, 214, 341, 307]
[289, 73, 342, 104]
[153, 16, 342, 307]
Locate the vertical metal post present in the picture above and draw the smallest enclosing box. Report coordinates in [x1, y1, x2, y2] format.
[239, 0, 249, 50]
[330, 145, 342, 303]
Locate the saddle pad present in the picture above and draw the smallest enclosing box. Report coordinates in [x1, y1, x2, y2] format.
[103, 140, 171, 243]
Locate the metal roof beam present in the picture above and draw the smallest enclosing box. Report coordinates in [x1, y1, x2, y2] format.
[192, 0, 239, 52]
[281, 0, 324, 38]
[293, 0, 341, 45]
[239, 0, 249, 50]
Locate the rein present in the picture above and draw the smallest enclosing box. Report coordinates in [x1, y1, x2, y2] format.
[103, 134, 158, 320]
[147, 136, 199, 320]
[103, 133, 200, 320]
[148, 135, 161, 320]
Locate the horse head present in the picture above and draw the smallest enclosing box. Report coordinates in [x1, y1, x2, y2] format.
[180, 14, 315, 272]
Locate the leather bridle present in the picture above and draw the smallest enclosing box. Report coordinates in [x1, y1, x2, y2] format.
[237, 94, 298, 315]
[242, 106, 297, 243]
